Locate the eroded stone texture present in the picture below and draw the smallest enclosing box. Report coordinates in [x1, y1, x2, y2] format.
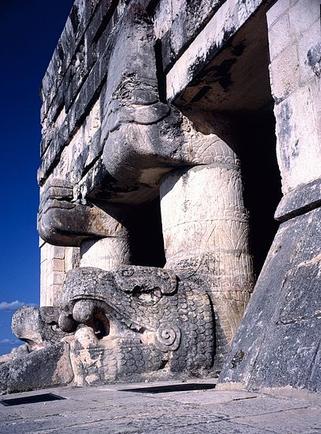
[11, 306, 68, 350]
[268, 0, 321, 194]
[79, 237, 131, 270]
[218, 0, 321, 393]
[0, 306, 73, 394]
[59, 266, 214, 385]
[40, 241, 79, 307]
[0, 266, 214, 392]
[153, 0, 226, 70]
[164, 0, 268, 102]
[0, 342, 73, 394]
[219, 207, 321, 392]
[38, 178, 129, 246]
[8, 0, 321, 395]
[32, 0, 254, 389]
[161, 165, 253, 370]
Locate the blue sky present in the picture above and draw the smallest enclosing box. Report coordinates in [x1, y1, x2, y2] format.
[0, 0, 74, 355]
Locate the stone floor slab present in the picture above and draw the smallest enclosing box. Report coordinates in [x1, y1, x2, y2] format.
[0, 380, 320, 433]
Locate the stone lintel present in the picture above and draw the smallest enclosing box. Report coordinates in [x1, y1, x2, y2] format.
[165, 0, 268, 102]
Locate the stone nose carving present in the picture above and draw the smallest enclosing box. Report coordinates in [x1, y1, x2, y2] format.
[38, 178, 128, 246]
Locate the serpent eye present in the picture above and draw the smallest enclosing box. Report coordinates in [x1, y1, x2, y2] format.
[132, 286, 162, 306]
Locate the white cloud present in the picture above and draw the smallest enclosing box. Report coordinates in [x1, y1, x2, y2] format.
[0, 300, 24, 311]
[0, 338, 19, 345]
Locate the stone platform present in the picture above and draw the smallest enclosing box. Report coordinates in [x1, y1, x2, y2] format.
[1, 380, 321, 433]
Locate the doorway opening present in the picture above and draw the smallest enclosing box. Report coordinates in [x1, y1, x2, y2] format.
[237, 107, 282, 277]
[129, 198, 166, 268]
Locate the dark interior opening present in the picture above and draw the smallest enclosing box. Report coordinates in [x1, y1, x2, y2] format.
[236, 107, 282, 277]
[89, 311, 110, 340]
[129, 198, 166, 267]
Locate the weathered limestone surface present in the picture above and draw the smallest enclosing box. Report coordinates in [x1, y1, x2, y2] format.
[218, 0, 321, 393]
[40, 240, 79, 306]
[26, 0, 257, 391]
[0, 306, 73, 394]
[79, 237, 131, 270]
[161, 165, 253, 370]
[219, 207, 321, 392]
[59, 266, 214, 385]
[11, 306, 67, 349]
[268, 0, 321, 194]
[154, 0, 226, 70]
[164, 0, 270, 102]
[4, 0, 321, 396]
[0, 266, 214, 393]
[1, 382, 321, 434]
[0, 342, 73, 394]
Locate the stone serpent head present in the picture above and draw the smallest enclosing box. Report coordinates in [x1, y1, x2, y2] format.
[58, 265, 215, 384]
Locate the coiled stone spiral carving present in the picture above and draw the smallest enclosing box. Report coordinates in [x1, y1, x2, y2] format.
[156, 324, 181, 352]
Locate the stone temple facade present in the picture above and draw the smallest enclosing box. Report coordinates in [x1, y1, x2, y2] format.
[1, 0, 321, 394]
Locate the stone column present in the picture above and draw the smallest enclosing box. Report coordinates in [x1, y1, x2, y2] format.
[160, 160, 254, 369]
[78, 205, 131, 270]
[79, 235, 131, 270]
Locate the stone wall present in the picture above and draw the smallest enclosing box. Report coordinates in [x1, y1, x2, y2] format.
[40, 241, 79, 306]
[269, 0, 321, 194]
[219, 0, 321, 393]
